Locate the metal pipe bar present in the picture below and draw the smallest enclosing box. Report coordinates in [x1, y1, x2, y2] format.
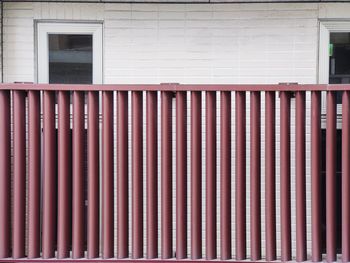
[0, 91, 11, 258]
[88, 91, 99, 258]
[265, 91, 276, 261]
[28, 90, 41, 259]
[102, 91, 114, 258]
[117, 91, 128, 259]
[250, 91, 261, 261]
[42, 91, 57, 259]
[191, 91, 202, 259]
[235, 91, 246, 260]
[57, 91, 71, 259]
[13, 90, 26, 258]
[146, 91, 158, 259]
[280, 91, 291, 261]
[342, 91, 350, 262]
[326, 91, 336, 262]
[73, 91, 85, 258]
[220, 91, 231, 260]
[206, 91, 217, 260]
[161, 91, 172, 259]
[296, 91, 306, 262]
[132, 91, 143, 259]
[311, 91, 322, 262]
[176, 91, 187, 259]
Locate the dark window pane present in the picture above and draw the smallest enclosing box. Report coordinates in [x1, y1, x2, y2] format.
[49, 34, 92, 84]
[329, 33, 350, 103]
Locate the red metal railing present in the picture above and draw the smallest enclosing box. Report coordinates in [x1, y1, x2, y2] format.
[0, 83, 349, 262]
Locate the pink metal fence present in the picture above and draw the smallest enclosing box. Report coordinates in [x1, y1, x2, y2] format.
[0, 83, 349, 262]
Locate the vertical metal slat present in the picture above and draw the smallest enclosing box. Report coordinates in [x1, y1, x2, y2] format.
[326, 91, 336, 262]
[161, 91, 172, 259]
[87, 91, 99, 258]
[117, 91, 128, 259]
[206, 91, 217, 260]
[220, 91, 231, 260]
[265, 91, 276, 261]
[250, 91, 261, 260]
[13, 90, 26, 258]
[102, 91, 114, 258]
[296, 91, 306, 262]
[73, 91, 85, 258]
[132, 91, 143, 259]
[0, 90, 10, 258]
[342, 91, 350, 262]
[57, 91, 71, 259]
[42, 91, 57, 258]
[311, 91, 322, 262]
[191, 91, 202, 259]
[28, 90, 41, 258]
[176, 91, 187, 259]
[147, 91, 157, 259]
[236, 91, 246, 260]
[280, 91, 291, 261]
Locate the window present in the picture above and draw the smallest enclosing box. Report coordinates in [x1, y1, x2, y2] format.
[49, 34, 93, 84]
[37, 22, 102, 84]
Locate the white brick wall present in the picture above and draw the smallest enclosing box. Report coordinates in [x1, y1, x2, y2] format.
[2, 1, 348, 260]
[3, 2, 323, 85]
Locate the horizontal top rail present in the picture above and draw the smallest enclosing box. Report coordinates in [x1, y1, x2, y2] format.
[1, 83, 350, 91]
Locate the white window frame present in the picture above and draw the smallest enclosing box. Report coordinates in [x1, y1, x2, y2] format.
[319, 20, 350, 123]
[319, 20, 350, 84]
[36, 21, 103, 84]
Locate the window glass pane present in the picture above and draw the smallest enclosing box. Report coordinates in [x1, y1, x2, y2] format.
[329, 32, 350, 103]
[49, 34, 92, 84]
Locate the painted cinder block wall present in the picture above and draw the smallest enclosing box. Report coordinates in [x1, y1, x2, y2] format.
[1, 1, 347, 259]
